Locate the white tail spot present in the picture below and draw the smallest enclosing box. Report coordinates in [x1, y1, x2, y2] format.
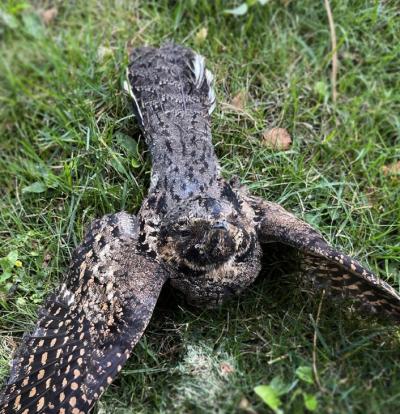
[124, 68, 143, 123]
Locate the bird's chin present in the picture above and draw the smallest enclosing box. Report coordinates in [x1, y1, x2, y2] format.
[175, 245, 232, 272]
[179, 256, 231, 272]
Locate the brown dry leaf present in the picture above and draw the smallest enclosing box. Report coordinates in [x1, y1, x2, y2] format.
[43, 252, 52, 268]
[220, 362, 235, 376]
[41, 7, 58, 25]
[382, 161, 400, 177]
[195, 27, 208, 45]
[261, 127, 292, 151]
[230, 90, 247, 111]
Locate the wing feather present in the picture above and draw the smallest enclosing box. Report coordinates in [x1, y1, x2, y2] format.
[0, 212, 168, 413]
[248, 196, 400, 321]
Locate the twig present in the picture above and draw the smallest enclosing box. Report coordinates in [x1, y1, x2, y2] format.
[324, 0, 338, 103]
[312, 289, 327, 392]
[14, 177, 26, 214]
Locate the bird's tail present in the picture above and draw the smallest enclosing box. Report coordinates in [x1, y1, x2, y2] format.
[126, 43, 216, 131]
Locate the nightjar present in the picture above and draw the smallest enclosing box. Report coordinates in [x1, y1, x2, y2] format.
[1, 43, 399, 414]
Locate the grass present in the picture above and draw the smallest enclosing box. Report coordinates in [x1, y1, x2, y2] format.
[0, 0, 399, 412]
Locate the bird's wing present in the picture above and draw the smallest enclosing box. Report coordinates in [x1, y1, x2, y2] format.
[0, 212, 168, 414]
[247, 196, 400, 321]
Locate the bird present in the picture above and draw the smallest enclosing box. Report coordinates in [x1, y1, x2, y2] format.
[1, 43, 399, 414]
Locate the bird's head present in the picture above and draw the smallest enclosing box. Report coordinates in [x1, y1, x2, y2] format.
[158, 196, 253, 272]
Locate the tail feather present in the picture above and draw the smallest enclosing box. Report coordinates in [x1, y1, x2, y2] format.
[127, 43, 216, 130]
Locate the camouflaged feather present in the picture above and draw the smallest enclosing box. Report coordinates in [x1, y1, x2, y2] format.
[1, 43, 400, 414]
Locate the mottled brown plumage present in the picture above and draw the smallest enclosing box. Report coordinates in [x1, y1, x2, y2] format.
[0, 213, 167, 413]
[1, 43, 399, 413]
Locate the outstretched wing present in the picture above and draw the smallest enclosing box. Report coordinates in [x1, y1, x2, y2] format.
[248, 196, 400, 321]
[0, 212, 168, 413]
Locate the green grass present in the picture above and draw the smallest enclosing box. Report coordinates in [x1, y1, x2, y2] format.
[0, 0, 400, 413]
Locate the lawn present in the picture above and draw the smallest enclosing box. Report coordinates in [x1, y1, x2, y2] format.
[0, 0, 399, 413]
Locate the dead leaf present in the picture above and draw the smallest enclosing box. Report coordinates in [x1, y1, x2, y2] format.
[221, 90, 254, 121]
[382, 161, 400, 176]
[261, 127, 292, 151]
[43, 252, 52, 268]
[230, 90, 247, 111]
[220, 362, 235, 375]
[41, 7, 58, 25]
[195, 27, 208, 45]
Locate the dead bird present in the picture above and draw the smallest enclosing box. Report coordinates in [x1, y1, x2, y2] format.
[1, 43, 399, 414]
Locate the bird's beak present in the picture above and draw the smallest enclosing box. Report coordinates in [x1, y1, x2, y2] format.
[212, 221, 229, 231]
